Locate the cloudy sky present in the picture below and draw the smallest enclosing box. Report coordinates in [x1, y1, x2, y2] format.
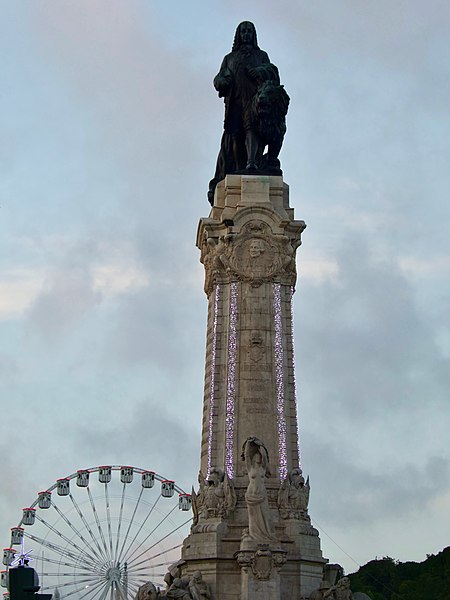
[1, 0, 449, 576]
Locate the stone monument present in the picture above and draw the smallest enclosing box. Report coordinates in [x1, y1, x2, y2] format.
[179, 21, 326, 600]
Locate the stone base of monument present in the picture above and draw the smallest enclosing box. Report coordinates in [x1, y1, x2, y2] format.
[181, 514, 326, 599]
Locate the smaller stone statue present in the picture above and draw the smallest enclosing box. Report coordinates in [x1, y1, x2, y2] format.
[166, 577, 192, 600]
[323, 577, 353, 600]
[309, 580, 332, 600]
[277, 467, 310, 520]
[241, 436, 277, 544]
[191, 467, 236, 524]
[165, 571, 210, 600]
[134, 582, 160, 600]
[188, 571, 210, 600]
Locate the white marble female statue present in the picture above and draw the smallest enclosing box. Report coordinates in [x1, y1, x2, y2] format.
[242, 436, 277, 543]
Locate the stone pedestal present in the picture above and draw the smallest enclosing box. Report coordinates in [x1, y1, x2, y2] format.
[236, 543, 287, 600]
[180, 175, 326, 599]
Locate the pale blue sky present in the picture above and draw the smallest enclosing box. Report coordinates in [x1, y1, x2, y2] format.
[1, 0, 449, 575]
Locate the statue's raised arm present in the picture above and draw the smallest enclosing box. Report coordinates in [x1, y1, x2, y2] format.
[208, 21, 290, 204]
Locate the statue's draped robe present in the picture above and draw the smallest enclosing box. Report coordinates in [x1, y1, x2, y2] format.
[245, 464, 277, 543]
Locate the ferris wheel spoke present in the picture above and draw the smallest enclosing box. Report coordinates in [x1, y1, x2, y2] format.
[55, 576, 105, 599]
[127, 580, 141, 596]
[127, 561, 171, 575]
[115, 579, 127, 600]
[34, 512, 100, 567]
[116, 487, 143, 564]
[125, 504, 178, 564]
[68, 491, 110, 563]
[39, 571, 101, 579]
[130, 572, 167, 582]
[42, 575, 101, 590]
[49, 500, 106, 565]
[87, 486, 111, 561]
[119, 494, 162, 562]
[130, 562, 167, 577]
[113, 483, 127, 562]
[82, 578, 108, 600]
[126, 542, 183, 571]
[97, 580, 112, 600]
[24, 531, 96, 571]
[104, 483, 114, 560]
[33, 551, 100, 573]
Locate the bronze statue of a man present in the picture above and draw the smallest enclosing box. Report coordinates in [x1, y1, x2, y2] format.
[208, 21, 289, 204]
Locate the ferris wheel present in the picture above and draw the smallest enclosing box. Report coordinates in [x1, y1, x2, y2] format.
[1, 465, 192, 600]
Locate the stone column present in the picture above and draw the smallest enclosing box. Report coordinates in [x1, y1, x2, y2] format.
[197, 175, 304, 484]
[181, 175, 325, 600]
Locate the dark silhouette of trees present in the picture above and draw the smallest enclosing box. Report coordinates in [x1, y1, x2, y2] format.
[348, 546, 450, 600]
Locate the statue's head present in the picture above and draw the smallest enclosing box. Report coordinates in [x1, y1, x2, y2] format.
[290, 468, 305, 488]
[232, 21, 258, 51]
[192, 571, 202, 583]
[249, 238, 265, 258]
[208, 467, 223, 486]
[337, 577, 350, 589]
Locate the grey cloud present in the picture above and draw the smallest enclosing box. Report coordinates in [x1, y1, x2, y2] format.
[72, 399, 199, 491]
[25, 242, 103, 342]
[0, 444, 42, 545]
[305, 436, 450, 527]
[103, 281, 204, 373]
[0, 353, 19, 381]
[296, 234, 450, 422]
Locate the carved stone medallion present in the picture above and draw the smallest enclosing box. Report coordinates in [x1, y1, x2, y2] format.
[200, 219, 299, 294]
[228, 221, 281, 286]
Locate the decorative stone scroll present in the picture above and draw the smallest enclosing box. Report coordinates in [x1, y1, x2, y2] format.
[200, 219, 301, 295]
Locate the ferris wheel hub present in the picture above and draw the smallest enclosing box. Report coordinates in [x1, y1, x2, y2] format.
[105, 565, 122, 583]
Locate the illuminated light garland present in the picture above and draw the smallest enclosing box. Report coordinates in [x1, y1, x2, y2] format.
[225, 282, 238, 479]
[206, 284, 220, 479]
[273, 283, 288, 481]
[291, 285, 301, 468]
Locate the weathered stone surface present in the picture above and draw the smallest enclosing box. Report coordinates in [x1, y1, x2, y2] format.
[181, 176, 325, 599]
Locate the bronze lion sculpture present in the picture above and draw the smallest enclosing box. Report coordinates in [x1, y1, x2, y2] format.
[252, 79, 290, 171]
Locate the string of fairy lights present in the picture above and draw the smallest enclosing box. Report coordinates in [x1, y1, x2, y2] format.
[206, 284, 220, 479]
[225, 282, 238, 479]
[291, 285, 302, 468]
[273, 283, 288, 481]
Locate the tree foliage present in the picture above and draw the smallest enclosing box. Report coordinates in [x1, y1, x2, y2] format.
[348, 547, 450, 600]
